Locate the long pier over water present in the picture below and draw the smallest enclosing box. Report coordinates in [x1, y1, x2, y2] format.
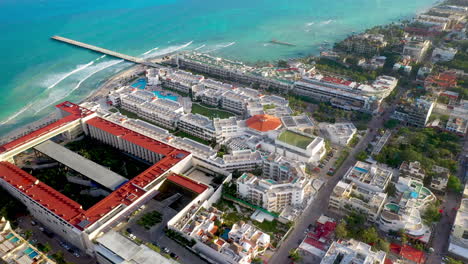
[51, 36, 160, 67]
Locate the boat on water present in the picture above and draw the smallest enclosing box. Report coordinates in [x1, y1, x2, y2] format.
[270, 39, 296, 46]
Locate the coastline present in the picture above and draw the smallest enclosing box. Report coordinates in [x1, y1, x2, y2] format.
[0, 0, 444, 140]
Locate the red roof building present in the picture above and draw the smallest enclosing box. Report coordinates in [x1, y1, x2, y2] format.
[390, 243, 426, 264]
[246, 114, 282, 132]
[424, 72, 457, 89]
[166, 173, 209, 194]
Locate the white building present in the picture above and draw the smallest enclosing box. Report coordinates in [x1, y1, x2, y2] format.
[266, 130, 326, 163]
[379, 177, 435, 239]
[320, 239, 386, 264]
[402, 37, 431, 63]
[236, 173, 314, 213]
[214, 117, 243, 139]
[329, 181, 387, 223]
[448, 198, 468, 262]
[94, 230, 177, 264]
[446, 116, 468, 136]
[343, 161, 393, 193]
[319, 122, 357, 146]
[178, 114, 218, 142]
[262, 154, 306, 182]
[432, 47, 458, 62]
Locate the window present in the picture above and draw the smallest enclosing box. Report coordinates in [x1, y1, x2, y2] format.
[462, 230, 468, 239]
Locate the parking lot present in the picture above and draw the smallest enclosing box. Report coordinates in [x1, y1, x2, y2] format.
[17, 215, 95, 264]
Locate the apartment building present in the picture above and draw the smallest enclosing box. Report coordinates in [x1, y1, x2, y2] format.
[214, 117, 243, 139]
[341, 33, 388, 56]
[399, 161, 425, 181]
[236, 173, 313, 213]
[379, 177, 435, 239]
[262, 154, 306, 182]
[138, 101, 183, 130]
[160, 69, 204, 94]
[391, 97, 434, 127]
[329, 181, 387, 222]
[178, 114, 218, 142]
[448, 198, 468, 262]
[271, 130, 326, 163]
[432, 47, 458, 62]
[319, 122, 357, 146]
[343, 161, 393, 193]
[320, 239, 386, 264]
[446, 116, 468, 136]
[216, 150, 263, 172]
[402, 37, 431, 63]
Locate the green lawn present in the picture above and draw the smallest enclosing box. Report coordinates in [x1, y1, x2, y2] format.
[174, 130, 211, 145]
[191, 103, 235, 120]
[278, 130, 314, 149]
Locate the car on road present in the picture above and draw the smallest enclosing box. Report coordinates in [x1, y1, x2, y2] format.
[162, 247, 170, 254]
[73, 252, 80, 258]
[38, 226, 44, 232]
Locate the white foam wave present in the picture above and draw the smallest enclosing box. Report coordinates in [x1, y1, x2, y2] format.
[97, 55, 106, 60]
[46, 61, 94, 90]
[319, 19, 334, 25]
[306, 22, 315, 26]
[0, 102, 34, 125]
[144, 41, 193, 58]
[194, 44, 206, 51]
[142, 47, 159, 55]
[204, 42, 236, 53]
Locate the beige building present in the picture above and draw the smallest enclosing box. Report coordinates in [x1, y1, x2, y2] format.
[449, 198, 468, 262]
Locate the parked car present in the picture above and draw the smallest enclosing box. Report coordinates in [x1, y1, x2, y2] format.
[163, 247, 170, 254]
[30, 221, 37, 226]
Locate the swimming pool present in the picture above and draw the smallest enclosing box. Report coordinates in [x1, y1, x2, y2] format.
[153, 91, 178, 101]
[131, 78, 147, 89]
[10, 237, 19, 243]
[354, 167, 368, 173]
[5, 233, 13, 239]
[29, 251, 39, 259]
[23, 247, 34, 255]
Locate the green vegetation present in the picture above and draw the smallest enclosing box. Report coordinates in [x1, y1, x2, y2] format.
[263, 104, 276, 110]
[165, 229, 196, 247]
[376, 128, 460, 173]
[348, 134, 360, 147]
[336, 212, 390, 252]
[191, 103, 235, 119]
[174, 130, 211, 145]
[385, 183, 397, 197]
[312, 103, 372, 130]
[0, 189, 26, 222]
[36, 242, 52, 253]
[66, 137, 150, 178]
[289, 249, 301, 262]
[334, 149, 350, 170]
[355, 151, 368, 161]
[447, 175, 463, 193]
[446, 257, 464, 264]
[217, 145, 229, 158]
[422, 202, 441, 225]
[384, 119, 399, 129]
[314, 58, 378, 82]
[278, 130, 314, 149]
[277, 60, 289, 68]
[439, 41, 468, 72]
[51, 251, 66, 264]
[137, 211, 163, 229]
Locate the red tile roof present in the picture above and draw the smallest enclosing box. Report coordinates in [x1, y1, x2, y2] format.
[0, 162, 85, 222]
[390, 243, 426, 264]
[166, 173, 208, 194]
[246, 114, 282, 132]
[322, 76, 354, 86]
[86, 117, 178, 156]
[0, 102, 93, 154]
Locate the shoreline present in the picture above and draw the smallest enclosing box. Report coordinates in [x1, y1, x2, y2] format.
[0, 0, 447, 139]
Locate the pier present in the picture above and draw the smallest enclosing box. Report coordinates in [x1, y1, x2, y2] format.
[270, 39, 296, 46]
[51, 36, 160, 67]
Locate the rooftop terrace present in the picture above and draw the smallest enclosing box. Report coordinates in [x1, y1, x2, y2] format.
[277, 130, 315, 149]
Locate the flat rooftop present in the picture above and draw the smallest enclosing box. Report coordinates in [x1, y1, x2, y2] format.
[34, 140, 127, 190]
[277, 130, 314, 149]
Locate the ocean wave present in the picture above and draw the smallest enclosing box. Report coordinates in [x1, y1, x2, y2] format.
[319, 19, 334, 25]
[96, 55, 106, 61]
[306, 22, 315, 27]
[142, 47, 159, 55]
[0, 102, 34, 125]
[144, 41, 193, 58]
[204, 42, 236, 53]
[46, 61, 94, 90]
[194, 44, 206, 51]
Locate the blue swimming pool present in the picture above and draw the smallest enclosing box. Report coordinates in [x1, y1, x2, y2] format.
[23, 247, 34, 255]
[354, 167, 368, 173]
[29, 251, 39, 259]
[153, 91, 178, 101]
[131, 78, 147, 89]
[5, 233, 13, 239]
[10, 237, 19, 243]
[220, 228, 231, 240]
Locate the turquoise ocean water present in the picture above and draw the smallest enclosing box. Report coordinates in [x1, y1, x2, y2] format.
[0, 0, 436, 136]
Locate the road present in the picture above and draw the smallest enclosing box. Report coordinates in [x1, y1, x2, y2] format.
[269, 106, 394, 264]
[426, 135, 468, 264]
